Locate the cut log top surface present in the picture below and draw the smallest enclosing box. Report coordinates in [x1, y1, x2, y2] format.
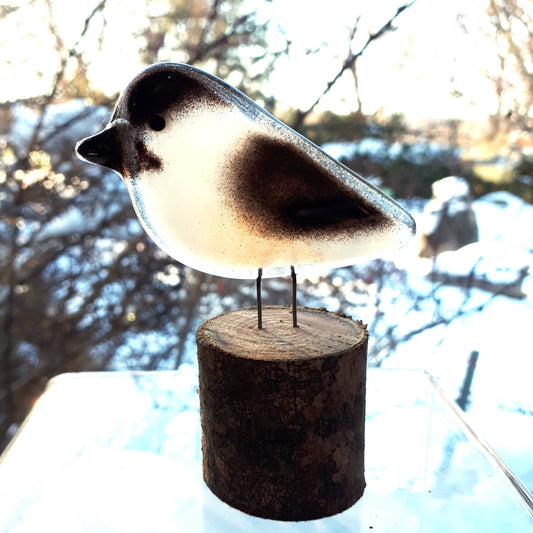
[196, 306, 366, 362]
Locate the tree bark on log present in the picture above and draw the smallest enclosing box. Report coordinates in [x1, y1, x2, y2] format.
[196, 306, 368, 521]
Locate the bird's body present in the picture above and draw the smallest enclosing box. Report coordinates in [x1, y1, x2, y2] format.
[77, 63, 415, 279]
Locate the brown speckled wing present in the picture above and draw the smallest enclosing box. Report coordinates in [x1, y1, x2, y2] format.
[226, 134, 384, 239]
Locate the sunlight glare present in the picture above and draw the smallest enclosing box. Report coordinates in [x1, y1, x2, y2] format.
[0, 0, 507, 122]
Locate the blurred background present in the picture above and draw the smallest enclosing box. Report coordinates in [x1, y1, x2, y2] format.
[1, 0, 532, 493]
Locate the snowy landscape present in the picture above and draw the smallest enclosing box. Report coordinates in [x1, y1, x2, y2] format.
[380, 190, 533, 494]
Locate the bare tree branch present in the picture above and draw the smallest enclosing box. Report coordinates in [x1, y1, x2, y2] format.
[370, 262, 526, 366]
[188, 11, 255, 65]
[28, 0, 108, 151]
[291, 2, 415, 130]
[485, 0, 533, 130]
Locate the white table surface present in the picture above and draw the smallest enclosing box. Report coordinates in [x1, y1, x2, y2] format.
[0, 368, 531, 532]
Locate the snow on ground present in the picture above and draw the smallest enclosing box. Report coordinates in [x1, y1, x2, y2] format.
[322, 139, 460, 164]
[434, 242, 530, 285]
[474, 191, 533, 250]
[382, 284, 533, 490]
[382, 190, 533, 494]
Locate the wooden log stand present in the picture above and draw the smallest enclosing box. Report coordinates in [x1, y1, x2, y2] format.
[196, 306, 368, 521]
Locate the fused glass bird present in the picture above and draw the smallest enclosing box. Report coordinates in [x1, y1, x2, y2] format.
[76, 63, 415, 327]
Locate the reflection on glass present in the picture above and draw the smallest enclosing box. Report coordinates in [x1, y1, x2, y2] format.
[1, 370, 531, 532]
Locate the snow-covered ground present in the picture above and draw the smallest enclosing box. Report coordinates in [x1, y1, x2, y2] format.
[382, 190, 533, 494]
[322, 139, 461, 165]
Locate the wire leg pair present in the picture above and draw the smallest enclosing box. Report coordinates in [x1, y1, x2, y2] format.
[256, 267, 298, 329]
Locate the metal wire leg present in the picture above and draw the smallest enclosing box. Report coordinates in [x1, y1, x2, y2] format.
[256, 268, 263, 329]
[291, 266, 298, 327]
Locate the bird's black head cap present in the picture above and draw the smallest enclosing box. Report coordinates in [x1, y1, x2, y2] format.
[114, 63, 224, 127]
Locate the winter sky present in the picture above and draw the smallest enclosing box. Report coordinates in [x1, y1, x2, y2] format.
[2, 0, 499, 122]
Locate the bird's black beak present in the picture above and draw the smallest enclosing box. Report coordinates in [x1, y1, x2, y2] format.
[76, 119, 128, 175]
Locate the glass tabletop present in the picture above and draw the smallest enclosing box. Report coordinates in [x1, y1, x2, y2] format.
[0, 368, 531, 532]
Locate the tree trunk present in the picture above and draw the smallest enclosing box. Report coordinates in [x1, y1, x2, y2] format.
[196, 306, 368, 521]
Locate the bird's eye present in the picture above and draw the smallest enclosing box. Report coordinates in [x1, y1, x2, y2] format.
[148, 115, 166, 131]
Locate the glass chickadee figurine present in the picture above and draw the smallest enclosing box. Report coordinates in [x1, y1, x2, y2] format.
[76, 63, 415, 328]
